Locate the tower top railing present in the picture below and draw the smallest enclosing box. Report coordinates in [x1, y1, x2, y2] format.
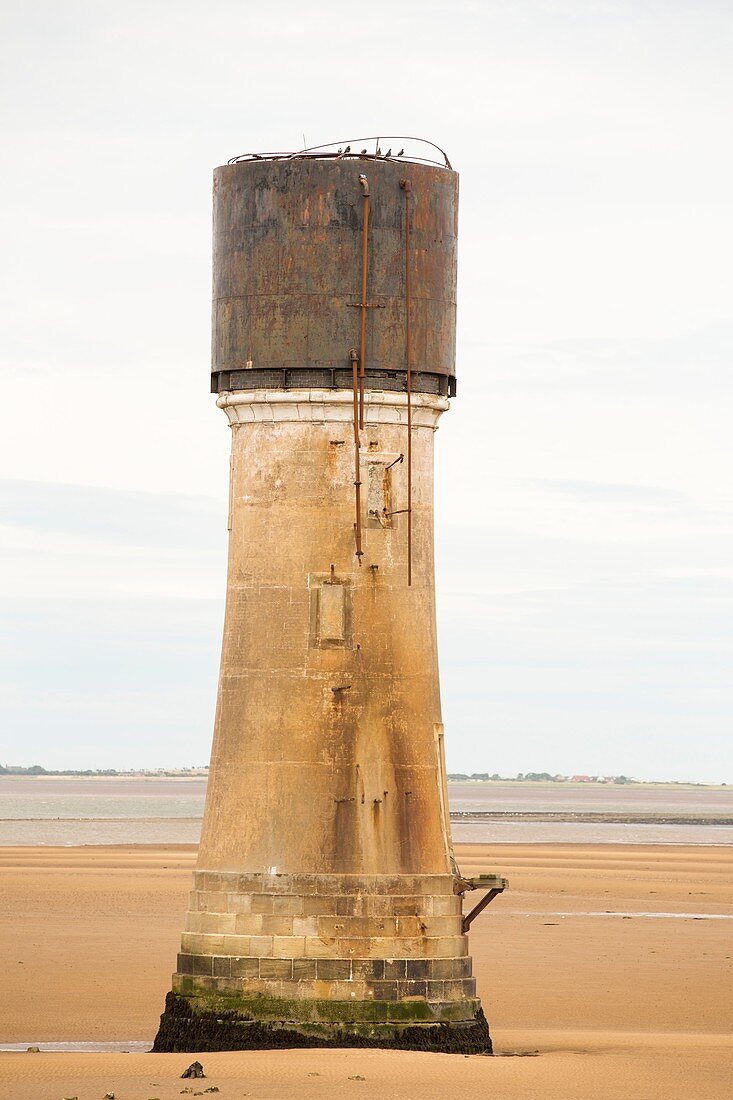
[227, 136, 452, 170]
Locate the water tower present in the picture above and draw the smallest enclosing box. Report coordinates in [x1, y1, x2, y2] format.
[154, 139, 505, 1053]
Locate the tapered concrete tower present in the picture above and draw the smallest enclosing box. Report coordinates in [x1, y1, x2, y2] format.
[154, 140, 503, 1053]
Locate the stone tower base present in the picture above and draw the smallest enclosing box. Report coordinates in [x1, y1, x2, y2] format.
[153, 990, 491, 1053]
[152, 870, 492, 1054]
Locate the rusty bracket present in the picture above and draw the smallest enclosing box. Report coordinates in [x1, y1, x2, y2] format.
[454, 874, 509, 933]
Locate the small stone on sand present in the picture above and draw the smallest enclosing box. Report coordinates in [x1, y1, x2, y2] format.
[181, 1061, 206, 1079]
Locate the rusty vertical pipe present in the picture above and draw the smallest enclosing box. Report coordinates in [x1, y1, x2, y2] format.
[350, 348, 363, 563]
[400, 178, 413, 587]
[358, 175, 370, 430]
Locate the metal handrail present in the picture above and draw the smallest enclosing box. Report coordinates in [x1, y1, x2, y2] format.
[228, 135, 452, 169]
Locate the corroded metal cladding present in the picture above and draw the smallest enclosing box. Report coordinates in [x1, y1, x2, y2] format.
[155, 151, 494, 1053]
[211, 157, 458, 395]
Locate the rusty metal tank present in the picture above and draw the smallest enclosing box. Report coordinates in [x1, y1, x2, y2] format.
[211, 154, 458, 396]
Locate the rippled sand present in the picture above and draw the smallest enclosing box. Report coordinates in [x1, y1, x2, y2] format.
[1, 843, 731, 1098]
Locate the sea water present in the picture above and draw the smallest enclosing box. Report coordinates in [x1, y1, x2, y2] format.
[1, 776, 732, 846]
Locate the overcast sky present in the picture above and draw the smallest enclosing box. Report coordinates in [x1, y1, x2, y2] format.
[1, 1, 731, 781]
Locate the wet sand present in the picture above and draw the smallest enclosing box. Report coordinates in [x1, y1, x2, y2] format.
[1, 843, 731, 1098]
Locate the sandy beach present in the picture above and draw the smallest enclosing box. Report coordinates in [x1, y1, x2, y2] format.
[1, 842, 731, 1098]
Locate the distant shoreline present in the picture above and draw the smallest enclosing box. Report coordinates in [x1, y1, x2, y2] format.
[2, 812, 732, 827]
[0, 774, 727, 789]
[452, 811, 733, 825]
